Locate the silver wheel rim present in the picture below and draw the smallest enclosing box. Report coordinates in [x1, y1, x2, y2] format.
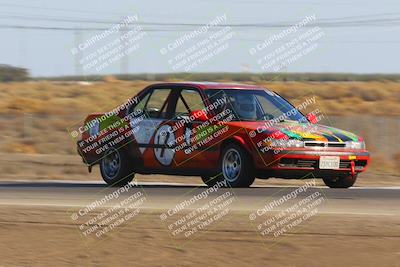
[102, 149, 121, 180]
[222, 148, 242, 182]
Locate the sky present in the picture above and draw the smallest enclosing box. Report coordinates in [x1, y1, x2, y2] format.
[0, 0, 400, 77]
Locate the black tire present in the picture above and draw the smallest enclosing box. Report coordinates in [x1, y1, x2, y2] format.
[207, 143, 255, 188]
[100, 147, 134, 186]
[322, 174, 357, 188]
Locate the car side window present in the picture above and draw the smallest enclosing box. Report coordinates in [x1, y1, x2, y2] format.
[145, 88, 172, 118]
[175, 89, 205, 117]
[129, 88, 173, 119]
[205, 90, 230, 117]
[132, 92, 150, 115]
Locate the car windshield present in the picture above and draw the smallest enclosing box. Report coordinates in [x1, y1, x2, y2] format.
[205, 89, 307, 122]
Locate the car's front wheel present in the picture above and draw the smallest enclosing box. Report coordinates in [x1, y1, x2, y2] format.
[100, 147, 134, 186]
[202, 143, 255, 188]
[322, 174, 357, 188]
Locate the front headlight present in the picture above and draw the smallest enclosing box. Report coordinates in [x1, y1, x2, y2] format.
[345, 141, 365, 149]
[268, 139, 304, 148]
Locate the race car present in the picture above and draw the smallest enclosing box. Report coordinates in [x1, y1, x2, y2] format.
[76, 82, 370, 188]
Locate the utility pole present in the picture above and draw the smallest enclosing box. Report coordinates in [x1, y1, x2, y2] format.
[120, 18, 129, 74]
[18, 28, 27, 68]
[74, 30, 83, 76]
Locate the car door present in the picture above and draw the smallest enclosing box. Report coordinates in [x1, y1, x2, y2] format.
[128, 86, 174, 169]
[166, 87, 217, 171]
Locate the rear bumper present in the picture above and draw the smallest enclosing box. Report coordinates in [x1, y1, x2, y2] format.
[77, 142, 100, 166]
[256, 149, 370, 179]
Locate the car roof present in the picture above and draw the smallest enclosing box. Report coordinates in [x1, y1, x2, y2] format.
[149, 82, 266, 90]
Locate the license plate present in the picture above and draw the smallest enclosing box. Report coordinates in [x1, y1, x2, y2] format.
[319, 156, 340, 169]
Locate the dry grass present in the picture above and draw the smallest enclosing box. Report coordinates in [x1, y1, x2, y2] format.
[0, 80, 149, 116]
[0, 80, 399, 116]
[265, 81, 400, 116]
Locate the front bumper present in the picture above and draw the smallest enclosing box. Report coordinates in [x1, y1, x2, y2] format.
[256, 149, 370, 179]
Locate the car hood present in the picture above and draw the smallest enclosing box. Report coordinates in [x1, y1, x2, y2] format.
[228, 120, 362, 142]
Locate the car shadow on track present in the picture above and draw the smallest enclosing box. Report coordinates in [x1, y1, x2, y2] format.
[0, 181, 202, 189]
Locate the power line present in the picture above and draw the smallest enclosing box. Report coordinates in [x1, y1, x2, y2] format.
[2, 10, 399, 24]
[2, 23, 399, 44]
[1, 19, 400, 32]
[1, 12, 400, 30]
[0, 2, 127, 16]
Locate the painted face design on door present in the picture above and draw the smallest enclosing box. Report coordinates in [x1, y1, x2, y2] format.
[154, 125, 176, 166]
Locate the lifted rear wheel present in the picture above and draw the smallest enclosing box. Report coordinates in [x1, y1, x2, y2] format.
[322, 174, 357, 188]
[100, 147, 134, 186]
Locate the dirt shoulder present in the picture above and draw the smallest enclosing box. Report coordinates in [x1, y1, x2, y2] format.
[0, 206, 398, 267]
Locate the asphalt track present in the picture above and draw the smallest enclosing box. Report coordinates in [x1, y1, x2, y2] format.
[0, 180, 398, 217]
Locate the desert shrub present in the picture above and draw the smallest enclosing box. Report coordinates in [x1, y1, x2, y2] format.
[0, 65, 29, 82]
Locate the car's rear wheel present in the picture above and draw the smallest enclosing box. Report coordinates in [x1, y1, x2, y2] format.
[100, 147, 134, 186]
[202, 143, 255, 188]
[322, 174, 357, 188]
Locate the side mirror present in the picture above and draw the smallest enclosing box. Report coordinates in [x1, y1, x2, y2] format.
[306, 113, 318, 124]
[190, 110, 209, 122]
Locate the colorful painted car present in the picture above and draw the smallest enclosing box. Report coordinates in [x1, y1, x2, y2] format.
[77, 82, 370, 188]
